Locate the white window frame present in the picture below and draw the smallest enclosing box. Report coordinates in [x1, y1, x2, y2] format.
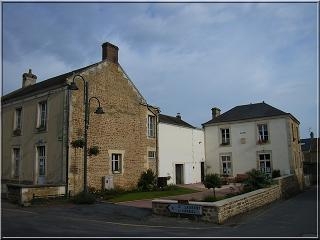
[111, 153, 122, 173]
[257, 123, 269, 143]
[147, 115, 156, 138]
[14, 107, 22, 130]
[220, 128, 230, 145]
[220, 154, 232, 176]
[37, 146, 46, 176]
[258, 153, 272, 175]
[148, 151, 156, 160]
[12, 147, 21, 177]
[37, 101, 47, 129]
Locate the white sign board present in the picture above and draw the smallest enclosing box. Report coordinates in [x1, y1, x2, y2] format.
[167, 204, 203, 215]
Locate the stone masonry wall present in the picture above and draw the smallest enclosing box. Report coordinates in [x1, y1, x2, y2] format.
[275, 174, 301, 199]
[153, 185, 281, 224]
[68, 61, 157, 194]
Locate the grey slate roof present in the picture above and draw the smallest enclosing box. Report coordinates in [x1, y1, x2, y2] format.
[159, 114, 195, 129]
[1, 63, 98, 104]
[202, 102, 299, 125]
[300, 138, 319, 152]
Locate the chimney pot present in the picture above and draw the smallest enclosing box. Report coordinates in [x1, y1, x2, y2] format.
[211, 107, 221, 119]
[176, 113, 181, 119]
[22, 69, 37, 88]
[102, 42, 119, 64]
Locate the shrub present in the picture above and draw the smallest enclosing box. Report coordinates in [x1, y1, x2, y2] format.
[243, 169, 273, 192]
[72, 191, 96, 204]
[272, 169, 281, 178]
[137, 169, 157, 191]
[203, 173, 222, 198]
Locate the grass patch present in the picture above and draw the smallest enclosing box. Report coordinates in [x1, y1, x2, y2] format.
[107, 186, 199, 203]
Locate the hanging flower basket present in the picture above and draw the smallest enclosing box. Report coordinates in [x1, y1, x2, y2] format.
[71, 139, 85, 148]
[88, 146, 100, 156]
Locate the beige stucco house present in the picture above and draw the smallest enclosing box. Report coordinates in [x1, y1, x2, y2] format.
[1, 42, 159, 202]
[202, 102, 304, 189]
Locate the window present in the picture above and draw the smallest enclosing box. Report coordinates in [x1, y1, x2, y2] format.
[111, 153, 122, 173]
[259, 153, 271, 175]
[291, 123, 295, 142]
[37, 101, 47, 130]
[221, 155, 232, 176]
[147, 115, 155, 138]
[13, 148, 21, 177]
[257, 124, 268, 143]
[148, 151, 156, 160]
[220, 128, 230, 145]
[37, 146, 46, 176]
[13, 108, 22, 136]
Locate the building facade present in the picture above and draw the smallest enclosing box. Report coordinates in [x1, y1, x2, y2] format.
[2, 42, 159, 197]
[202, 102, 304, 189]
[158, 113, 205, 185]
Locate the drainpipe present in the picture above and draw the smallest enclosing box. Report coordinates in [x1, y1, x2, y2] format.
[64, 86, 71, 196]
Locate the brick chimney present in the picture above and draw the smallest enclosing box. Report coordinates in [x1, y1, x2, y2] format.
[22, 69, 37, 88]
[102, 42, 119, 64]
[211, 107, 221, 119]
[176, 113, 181, 119]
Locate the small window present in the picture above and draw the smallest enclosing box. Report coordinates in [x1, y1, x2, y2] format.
[257, 124, 268, 143]
[37, 146, 46, 176]
[111, 153, 122, 173]
[14, 108, 22, 130]
[221, 155, 232, 176]
[220, 128, 230, 145]
[259, 153, 271, 175]
[147, 115, 156, 138]
[148, 151, 156, 160]
[13, 148, 21, 177]
[37, 101, 47, 130]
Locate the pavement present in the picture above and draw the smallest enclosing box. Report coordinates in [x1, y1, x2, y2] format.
[116, 182, 243, 209]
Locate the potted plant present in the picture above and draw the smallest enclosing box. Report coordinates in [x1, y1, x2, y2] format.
[88, 146, 99, 156]
[71, 139, 85, 149]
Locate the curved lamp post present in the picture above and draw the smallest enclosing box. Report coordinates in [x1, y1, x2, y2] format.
[69, 74, 105, 194]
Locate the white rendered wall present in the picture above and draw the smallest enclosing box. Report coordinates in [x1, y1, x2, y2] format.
[158, 123, 205, 184]
[204, 117, 292, 176]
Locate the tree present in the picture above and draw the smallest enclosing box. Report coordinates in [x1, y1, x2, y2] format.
[203, 173, 222, 199]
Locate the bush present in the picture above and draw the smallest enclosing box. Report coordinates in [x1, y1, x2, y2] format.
[203, 173, 222, 198]
[137, 169, 157, 191]
[72, 191, 96, 204]
[243, 169, 273, 192]
[272, 169, 281, 178]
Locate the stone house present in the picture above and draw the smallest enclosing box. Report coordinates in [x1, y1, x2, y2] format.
[1, 42, 159, 200]
[300, 132, 319, 185]
[158, 113, 205, 185]
[202, 102, 304, 189]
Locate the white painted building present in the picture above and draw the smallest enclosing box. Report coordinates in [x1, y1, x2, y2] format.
[158, 113, 205, 185]
[202, 102, 304, 187]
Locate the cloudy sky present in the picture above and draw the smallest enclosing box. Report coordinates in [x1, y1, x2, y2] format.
[2, 2, 318, 138]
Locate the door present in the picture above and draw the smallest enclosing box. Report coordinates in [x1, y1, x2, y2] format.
[175, 164, 184, 184]
[201, 162, 205, 183]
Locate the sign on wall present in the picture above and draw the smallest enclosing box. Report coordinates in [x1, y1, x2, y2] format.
[167, 203, 203, 215]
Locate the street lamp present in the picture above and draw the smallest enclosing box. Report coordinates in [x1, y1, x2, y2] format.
[69, 74, 105, 194]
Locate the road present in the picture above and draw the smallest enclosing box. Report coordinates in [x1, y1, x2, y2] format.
[1, 185, 318, 237]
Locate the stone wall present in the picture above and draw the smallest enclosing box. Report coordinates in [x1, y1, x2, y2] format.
[6, 184, 65, 206]
[68, 61, 158, 194]
[275, 174, 301, 199]
[152, 185, 280, 224]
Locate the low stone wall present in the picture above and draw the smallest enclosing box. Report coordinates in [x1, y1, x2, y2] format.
[6, 184, 66, 206]
[275, 174, 301, 199]
[152, 184, 281, 224]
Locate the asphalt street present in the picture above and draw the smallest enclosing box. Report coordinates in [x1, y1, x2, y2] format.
[1, 185, 318, 238]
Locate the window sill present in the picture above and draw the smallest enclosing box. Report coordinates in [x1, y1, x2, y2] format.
[220, 143, 231, 147]
[112, 171, 121, 174]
